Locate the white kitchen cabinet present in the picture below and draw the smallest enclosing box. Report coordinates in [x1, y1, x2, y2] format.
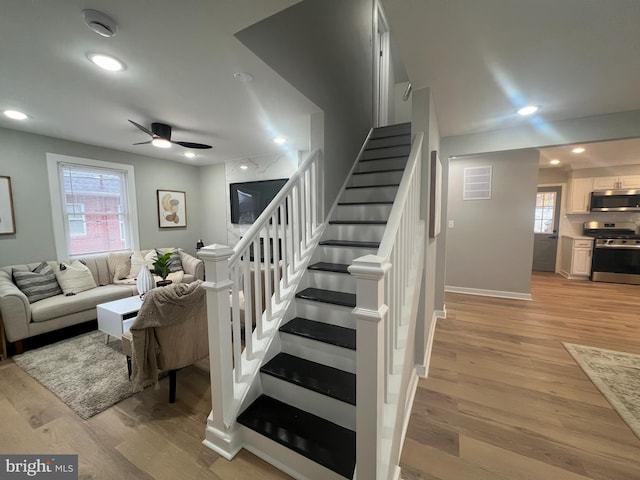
[567, 178, 594, 213]
[592, 175, 640, 190]
[560, 236, 594, 279]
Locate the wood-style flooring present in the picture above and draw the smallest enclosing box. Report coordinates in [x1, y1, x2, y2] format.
[1, 272, 639, 479]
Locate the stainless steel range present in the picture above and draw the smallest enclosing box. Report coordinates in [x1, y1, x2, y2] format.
[583, 221, 640, 285]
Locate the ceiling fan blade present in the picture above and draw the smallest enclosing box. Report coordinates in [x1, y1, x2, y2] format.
[173, 141, 212, 149]
[128, 120, 154, 136]
[133, 140, 152, 145]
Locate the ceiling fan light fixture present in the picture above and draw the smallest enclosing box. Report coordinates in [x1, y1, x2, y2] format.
[517, 105, 540, 116]
[151, 138, 171, 149]
[88, 53, 125, 72]
[3, 110, 28, 120]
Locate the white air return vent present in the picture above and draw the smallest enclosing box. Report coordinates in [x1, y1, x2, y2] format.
[463, 165, 492, 200]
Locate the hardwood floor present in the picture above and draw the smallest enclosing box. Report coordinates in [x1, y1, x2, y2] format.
[401, 272, 640, 480]
[1, 272, 639, 479]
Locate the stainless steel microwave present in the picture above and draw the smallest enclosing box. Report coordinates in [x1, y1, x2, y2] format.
[590, 189, 640, 212]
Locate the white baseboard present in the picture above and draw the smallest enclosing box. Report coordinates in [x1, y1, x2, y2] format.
[202, 417, 243, 460]
[445, 285, 532, 301]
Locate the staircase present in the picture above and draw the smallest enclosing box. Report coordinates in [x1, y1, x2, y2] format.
[200, 122, 427, 480]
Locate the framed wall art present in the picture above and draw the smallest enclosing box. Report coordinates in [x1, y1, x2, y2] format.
[0, 176, 16, 235]
[429, 151, 442, 238]
[157, 189, 187, 228]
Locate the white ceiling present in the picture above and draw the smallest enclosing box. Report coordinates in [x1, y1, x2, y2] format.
[0, 0, 314, 166]
[539, 137, 640, 170]
[3, 1, 640, 168]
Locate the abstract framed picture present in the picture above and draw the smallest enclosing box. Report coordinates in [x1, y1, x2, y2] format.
[0, 176, 16, 235]
[429, 151, 442, 238]
[157, 189, 187, 228]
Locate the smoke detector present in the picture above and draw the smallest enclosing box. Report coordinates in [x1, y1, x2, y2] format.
[83, 10, 117, 37]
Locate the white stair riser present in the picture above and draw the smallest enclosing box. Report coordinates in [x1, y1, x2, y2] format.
[370, 124, 411, 139]
[333, 204, 392, 221]
[349, 170, 404, 187]
[261, 374, 356, 430]
[295, 299, 355, 329]
[280, 332, 356, 374]
[356, 158, 407, 173]
[306, 269, 355, 293]
[366, 135, 411, 150]
[311, 245, 378, 265]
[323, 224, 386, 243]
[341, 185, 398, 203]
[241, 427, 349, 480]
[361, 145, 411, 161]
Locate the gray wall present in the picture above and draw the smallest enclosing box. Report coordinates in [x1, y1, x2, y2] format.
[0, 127, 202, 265]
[236, 0, 374, 212]
[538, 167, 570, 184]
[199, 163, 228, 247]
[446, 150, 539, 296]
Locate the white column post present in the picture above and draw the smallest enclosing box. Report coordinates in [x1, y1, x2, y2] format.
[198, 244, 242, 459]
[349, 254, 390, 480]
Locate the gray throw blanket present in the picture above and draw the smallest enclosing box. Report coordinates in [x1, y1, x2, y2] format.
[130, 280, 205, 391]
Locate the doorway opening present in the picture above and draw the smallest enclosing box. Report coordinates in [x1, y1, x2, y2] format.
[532, 185, 562, 272]
[374, 2, 390, 127]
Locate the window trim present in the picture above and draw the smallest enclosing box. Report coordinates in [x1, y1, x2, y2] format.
[66, 202, 87, 236]
[47, 153, 140, 259]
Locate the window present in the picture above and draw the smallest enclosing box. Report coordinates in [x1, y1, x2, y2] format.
[47, 154, 140, 258]
[66, 203, 86, 236]
[534, 191, 556, 233]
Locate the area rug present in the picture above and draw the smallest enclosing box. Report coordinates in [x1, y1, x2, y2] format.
[563, 342, 640, 440]
[13, 331, 134, 420]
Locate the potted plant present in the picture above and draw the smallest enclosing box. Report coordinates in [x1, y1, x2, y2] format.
[151, 251, 173, 287]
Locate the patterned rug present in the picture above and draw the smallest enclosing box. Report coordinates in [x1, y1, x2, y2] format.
[563, 342, 640, 440]
[13, 331, 134, 419]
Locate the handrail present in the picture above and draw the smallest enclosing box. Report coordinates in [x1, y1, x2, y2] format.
[230, 148, 321, 265]
[378, 132, 423, 259]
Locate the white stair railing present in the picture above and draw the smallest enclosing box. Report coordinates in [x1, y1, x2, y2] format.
[350, 132, 425, 479]
[199, 148, 324, 458]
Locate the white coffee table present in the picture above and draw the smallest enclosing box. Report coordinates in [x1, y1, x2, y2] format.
[97, 296, 143, 343]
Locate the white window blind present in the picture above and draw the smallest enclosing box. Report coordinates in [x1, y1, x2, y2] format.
[463, 166, 492, 200]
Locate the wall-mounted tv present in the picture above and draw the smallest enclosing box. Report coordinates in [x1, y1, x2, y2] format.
[230, 178, 288, 224]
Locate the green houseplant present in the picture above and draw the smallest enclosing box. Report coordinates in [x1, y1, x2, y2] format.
[151, 251, 173, 287]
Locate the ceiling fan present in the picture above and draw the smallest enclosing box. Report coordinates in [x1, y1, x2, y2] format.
[129, 120, 212, 149]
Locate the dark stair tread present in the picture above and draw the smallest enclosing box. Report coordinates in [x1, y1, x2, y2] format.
[319, 240, 380, 249]
[280, 317, 356, 350]
[352, 168, 404, 175]
[365, 141, 411, 151]
[338, 201, 393, 205]
[237, 395, 355, 479]
[359, 155, 408, 163]
[296, 287, 356, 308]
[308, 262, 350, 273]
[345, 183, 399, 189]
[261, 353, 356, 405]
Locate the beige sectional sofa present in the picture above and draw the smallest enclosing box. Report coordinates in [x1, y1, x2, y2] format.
[0, 249, 204, 349]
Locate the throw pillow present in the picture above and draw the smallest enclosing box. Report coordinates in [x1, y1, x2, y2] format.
[155, 248, 183, 273]
[107, 252, 132, 280]
[55, 260, 97, 294]
[13, 262, 63, 303]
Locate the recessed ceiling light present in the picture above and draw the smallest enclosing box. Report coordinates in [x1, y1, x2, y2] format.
[3, 110, 28, 120]
[88, 53, 125, 72]
[550, 159, 560, 165]
[517, 105, 540, 116]
[273, 136, 287, 145]
[151, 138, 171, 148]
[233, 72, 254, 83]
[572, 147, 585, 154]
[240, 165, 249, 170]
[184, 152, 196, 159]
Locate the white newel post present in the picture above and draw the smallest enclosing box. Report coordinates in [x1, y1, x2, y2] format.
[349, 255, 390, 480]
[198, 244, 242, 459]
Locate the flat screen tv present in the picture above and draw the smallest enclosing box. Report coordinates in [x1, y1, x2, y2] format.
[230, 178, 288, 224]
